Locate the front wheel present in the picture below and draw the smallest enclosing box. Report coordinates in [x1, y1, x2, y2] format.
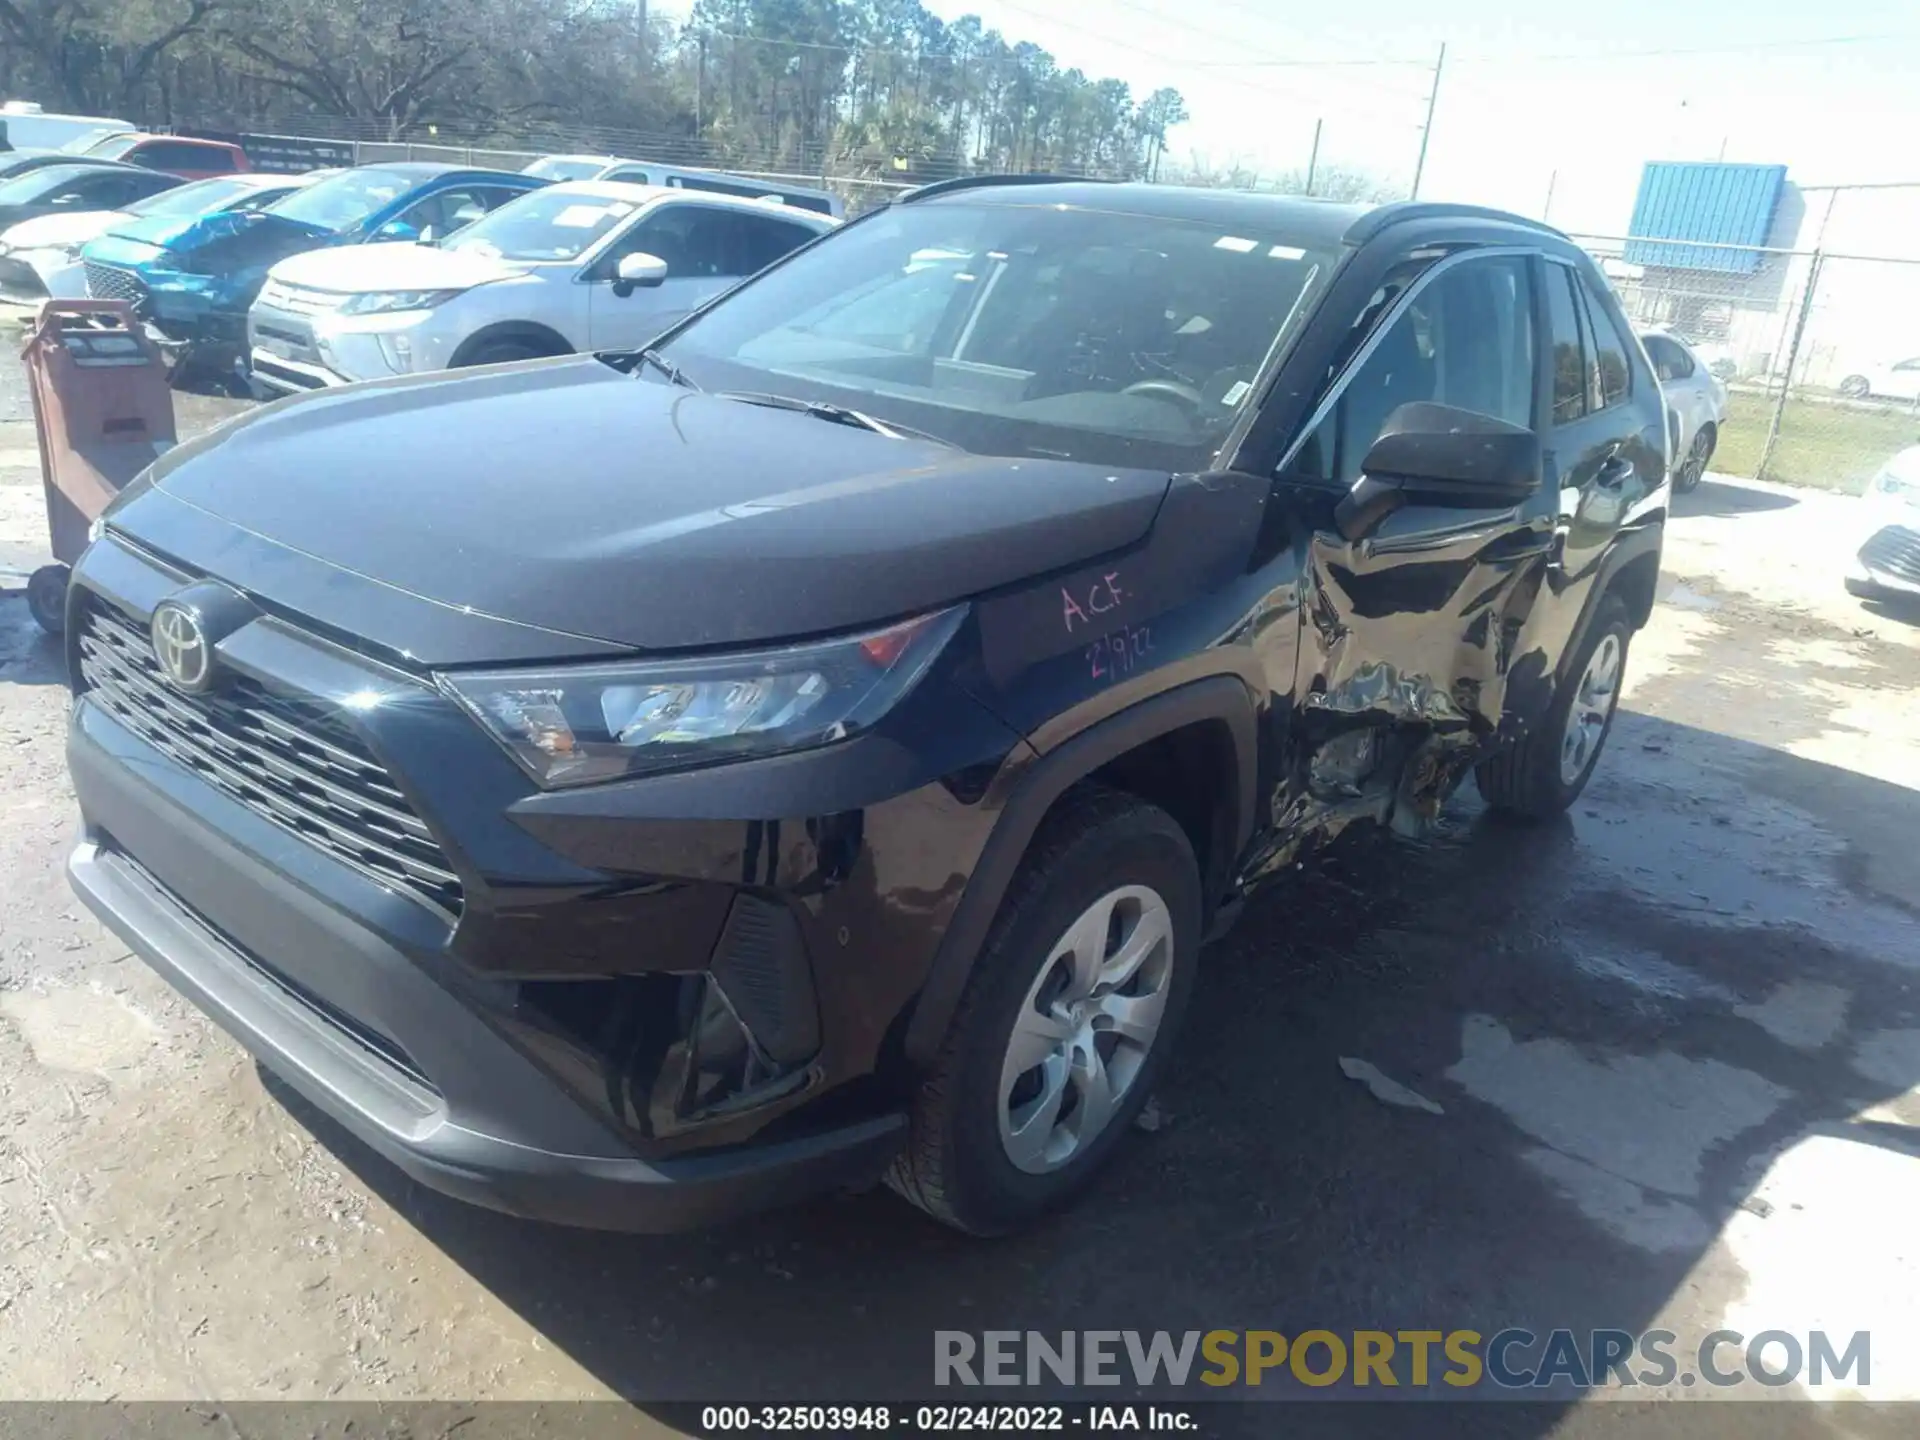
[458, 339, 555, 368]
[1476, 597, 1630, 818]
[1838, 375, 1872, 400]
[26, 563, 69, 635]
[889, 786, 1200, 1235]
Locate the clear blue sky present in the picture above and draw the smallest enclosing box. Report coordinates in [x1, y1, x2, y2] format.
[659, 1, 1920, 234]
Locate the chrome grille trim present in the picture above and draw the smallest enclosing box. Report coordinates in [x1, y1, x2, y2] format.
[76, 597, 463, 918]
[83, 262, 149, 311]
[256, 279, 345, 316]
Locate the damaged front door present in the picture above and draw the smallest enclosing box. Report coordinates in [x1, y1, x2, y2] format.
[1249, 248, 1559, 875]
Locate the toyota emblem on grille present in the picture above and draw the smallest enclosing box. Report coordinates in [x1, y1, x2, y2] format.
[150, 602, 213, 691]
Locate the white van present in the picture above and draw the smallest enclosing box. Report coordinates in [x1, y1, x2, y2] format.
[0, 102, 134, 153]
[520, 153, 842, 218]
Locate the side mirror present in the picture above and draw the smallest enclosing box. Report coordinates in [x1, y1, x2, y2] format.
[1337, 402, 1541, 540]
[372, 219, 420, 243]
[613, 251, 667, 297]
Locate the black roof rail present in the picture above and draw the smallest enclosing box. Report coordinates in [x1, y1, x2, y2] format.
[1344, 201, 1568, 245]
[895, 173, 1114, 205]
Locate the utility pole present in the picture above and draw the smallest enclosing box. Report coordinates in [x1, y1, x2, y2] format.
[1542, 169, 1556, 221]
[1409, 41, 1445, 200]
[1304, 117, 1322, 195]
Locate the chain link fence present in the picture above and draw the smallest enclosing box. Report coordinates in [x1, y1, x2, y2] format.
[1572, 233, 1920, 494]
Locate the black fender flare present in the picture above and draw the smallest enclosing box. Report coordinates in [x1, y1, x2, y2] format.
[903, 676, 1260, 1066]
[449, 321, 575, 368]
[1559, 523, 1664, 683]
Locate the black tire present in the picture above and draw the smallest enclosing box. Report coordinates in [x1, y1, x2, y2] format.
[1838, 375, 1871, 400]
[1476, 596, 1631, 819]
[888, 785, 1201, 1236]
[458, 339, 554, 368]
[1673, 426, 1713, 493]
[26, 563, 69, 635]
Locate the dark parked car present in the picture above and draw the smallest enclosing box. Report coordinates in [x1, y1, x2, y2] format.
[0, 160, 180, 231]
[64, 181, 1667, 1238]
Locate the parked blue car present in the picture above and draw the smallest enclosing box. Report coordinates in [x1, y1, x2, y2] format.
[78, 163, 546, 360]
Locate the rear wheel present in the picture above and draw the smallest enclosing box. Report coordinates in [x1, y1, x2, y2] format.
[1476, 597, 1630, 818]
[1674, 426, 1713, 492]
[889, 786, 1200, 1235]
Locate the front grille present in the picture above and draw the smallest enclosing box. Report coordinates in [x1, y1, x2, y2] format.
[257, 279, 343, 317]
[83, 262, 149, 313]
[250, 353, 330, 391]
[0, 255, 48, 302]
[76, 597, 464, 918]
[1861, 525, 1920, 586]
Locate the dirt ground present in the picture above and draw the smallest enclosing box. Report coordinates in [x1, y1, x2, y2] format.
[1, 365, 1918, 1435]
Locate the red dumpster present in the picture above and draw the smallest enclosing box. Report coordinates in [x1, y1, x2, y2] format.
[18, 299, 176, 633]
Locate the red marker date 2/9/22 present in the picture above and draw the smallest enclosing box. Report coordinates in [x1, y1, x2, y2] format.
[1087, 623, 1153, 681]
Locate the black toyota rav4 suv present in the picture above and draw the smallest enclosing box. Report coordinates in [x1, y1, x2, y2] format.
[64, 180, 1666, 1236]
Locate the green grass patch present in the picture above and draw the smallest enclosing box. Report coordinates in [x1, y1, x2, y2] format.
[1714, 389, 1920, 495]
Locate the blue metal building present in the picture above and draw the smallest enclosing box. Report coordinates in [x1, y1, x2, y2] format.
[1624, 162, 1788, 274]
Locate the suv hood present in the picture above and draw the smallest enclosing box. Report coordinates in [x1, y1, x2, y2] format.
[2, 208, 122, 249]
[136, 356, 1172, 653]
[269, 240, 520, 294]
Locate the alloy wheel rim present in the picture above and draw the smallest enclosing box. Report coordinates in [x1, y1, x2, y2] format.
[997, 884, 1175, 1175]
[1560, 632, 1623, 785]
[1683, 433, 1709, 484]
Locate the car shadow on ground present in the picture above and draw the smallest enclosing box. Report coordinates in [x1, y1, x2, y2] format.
[1857, 594, 1920, 630]
[1674, 479, 1799, 519]
[0, 596, 66, 686]
[263, 712, 1918, 1439]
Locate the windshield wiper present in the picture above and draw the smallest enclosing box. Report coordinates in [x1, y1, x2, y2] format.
[635, 347, 698, 389]
[716, 390, 953, 445]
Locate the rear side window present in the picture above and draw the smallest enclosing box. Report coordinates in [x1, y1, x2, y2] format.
[1643, 335, 1694, 382]
[731, 214, 820, 273]
[1545, 264, 1588, 424]
[1580, 275, 1632, 409]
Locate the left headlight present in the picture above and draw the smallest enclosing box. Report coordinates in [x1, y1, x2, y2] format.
[441, 607, 965, 788]
[339, 288, 464, 316]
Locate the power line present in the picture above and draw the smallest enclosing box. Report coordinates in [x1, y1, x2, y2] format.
[1207, 29, 1920, 67]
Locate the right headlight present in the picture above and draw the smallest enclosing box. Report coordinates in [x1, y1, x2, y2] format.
[441, 607, 964, 788]
[339, 288, 463, 315]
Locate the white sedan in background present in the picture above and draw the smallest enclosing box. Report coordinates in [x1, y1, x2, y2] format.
[0, 171, 322, 306]
[1847, 445, 1920, 604]
[247, 181, 834, 396]
[1640, 330, 1728, 493]
[1837, 357, 1920, 403]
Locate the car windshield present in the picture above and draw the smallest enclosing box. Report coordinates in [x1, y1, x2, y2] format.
[125, 176, 256, 218]
[654, 199, 1336, 469]
[444, 189, 640, 261]
[523, 157, 609, 182]
[81, 134, 141, 160]
[266, 169, 414, 233]
[58, 128, 122, 153]
[0, 164, 104, 203]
